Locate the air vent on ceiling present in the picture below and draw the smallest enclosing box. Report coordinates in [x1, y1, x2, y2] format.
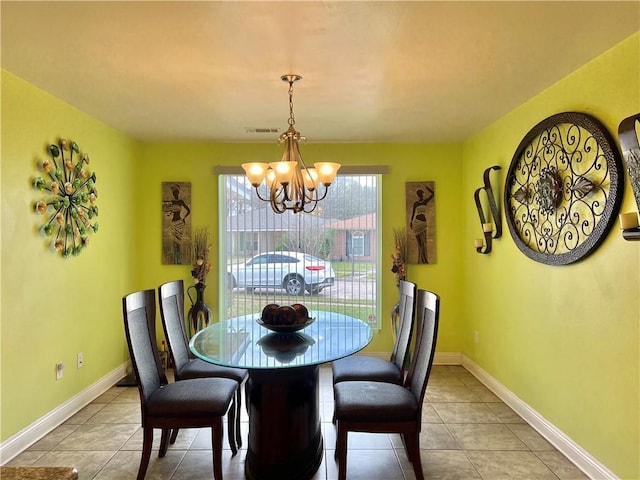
[245, 127, 280, 134]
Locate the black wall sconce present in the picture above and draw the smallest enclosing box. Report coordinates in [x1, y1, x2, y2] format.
[474, 165, 502, 254]
[618, 113, 640, 241]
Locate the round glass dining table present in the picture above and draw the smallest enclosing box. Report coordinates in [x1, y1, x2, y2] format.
[190, 310, 373, 480]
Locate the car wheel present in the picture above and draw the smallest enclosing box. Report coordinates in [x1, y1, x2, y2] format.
[284, 275, 305, 295]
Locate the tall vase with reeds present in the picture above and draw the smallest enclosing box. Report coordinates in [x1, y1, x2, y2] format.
[187, 227, 212, 337]
[390, 228, 408, 338]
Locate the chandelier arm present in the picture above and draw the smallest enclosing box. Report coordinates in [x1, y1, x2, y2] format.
[293, 140, 308, 169]
[253, 186, 271, 203]
[291, 167, 306, 210]
[303, 186, 319, 202]
[269, 187, 287, 214]
[302, 200, 319, 214]
[282, 182, 293, 202]
[312, 185, 330, 202]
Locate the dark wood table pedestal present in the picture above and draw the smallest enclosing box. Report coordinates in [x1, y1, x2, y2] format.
[245, 365, 323, 480]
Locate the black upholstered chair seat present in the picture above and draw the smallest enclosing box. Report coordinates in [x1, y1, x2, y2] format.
[177, 358, 247, 384]
[332, 356, 402, 385]
[334, 381, 417, 422]
[147, 378, 237, 418]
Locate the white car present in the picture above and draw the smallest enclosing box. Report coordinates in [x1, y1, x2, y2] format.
[228, 251, 335, 295]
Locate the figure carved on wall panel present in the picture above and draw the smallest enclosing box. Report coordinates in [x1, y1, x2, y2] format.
[406, 182, 436, 264]
[162, 182, 192, 265]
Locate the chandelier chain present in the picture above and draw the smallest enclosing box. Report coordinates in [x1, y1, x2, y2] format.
[288, 79, 296, 127]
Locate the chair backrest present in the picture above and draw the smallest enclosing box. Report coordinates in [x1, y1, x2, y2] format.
[390, 280, 417, 371]
[404, 289, 439, 413]
[122, 289, 163, 402]
[158, 280, 192, 374]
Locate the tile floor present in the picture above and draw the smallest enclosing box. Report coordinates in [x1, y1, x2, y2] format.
[6, 365, 589, 480]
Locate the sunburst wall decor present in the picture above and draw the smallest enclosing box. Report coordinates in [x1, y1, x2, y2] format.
[32, 139, 99, 257]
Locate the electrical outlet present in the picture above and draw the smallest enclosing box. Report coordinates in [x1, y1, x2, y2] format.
[56, 362, 65, 380]
[77, 352, 84, 368]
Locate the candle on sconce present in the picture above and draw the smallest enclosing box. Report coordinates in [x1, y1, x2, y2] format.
[619, 212, 639, 230]
[482, 223, 493, 233]
[474, 239, 484, 248]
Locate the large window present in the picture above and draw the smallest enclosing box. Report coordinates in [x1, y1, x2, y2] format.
[219, 173, 381, 329]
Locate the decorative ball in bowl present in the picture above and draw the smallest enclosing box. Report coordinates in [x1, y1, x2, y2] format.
[257, 303, 315, 333]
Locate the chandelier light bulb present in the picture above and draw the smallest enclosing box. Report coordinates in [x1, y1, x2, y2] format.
[242, 163, 268, 186]
[314, 162, 341, 185]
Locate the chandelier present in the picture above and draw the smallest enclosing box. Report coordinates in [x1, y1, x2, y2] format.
[242, 74, 340, 214]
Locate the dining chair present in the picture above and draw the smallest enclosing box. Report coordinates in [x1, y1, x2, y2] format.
[333, 288, 440, 480]
[135, 289, 169, 385]
[332, 279, 417, 386]
[158, 280, 248, 450]
[123, 289, 238, 480]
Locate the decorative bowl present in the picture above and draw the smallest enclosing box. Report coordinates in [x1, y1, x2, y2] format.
[256, 317, 315, 333]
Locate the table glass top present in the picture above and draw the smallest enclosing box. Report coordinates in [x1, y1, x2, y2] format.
[189, 310, 373, 369]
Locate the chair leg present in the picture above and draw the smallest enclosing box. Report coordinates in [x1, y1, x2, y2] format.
[227, 396, 238, 456]
[400, 433, 413, 463]
[169, 428, 179, 444]
[235, 388, 243, 449]
[335, 422, 348, 480]
[159, 428, 170, 457]
[404, 432, 424, 480]
[244, 380, 250, 414]
[137, 427, 154, 480]
[211, 419, 223, 480]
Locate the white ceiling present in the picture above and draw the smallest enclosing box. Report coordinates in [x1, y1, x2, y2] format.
[2, 1, 639, 143]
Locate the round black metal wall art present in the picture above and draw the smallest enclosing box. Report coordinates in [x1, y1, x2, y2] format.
[504, 112, 623, 266]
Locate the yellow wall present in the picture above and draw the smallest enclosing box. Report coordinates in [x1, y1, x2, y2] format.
[1, 70, 139, 439]
[134, 142, 464, 354]
[461, 33, 640, 479]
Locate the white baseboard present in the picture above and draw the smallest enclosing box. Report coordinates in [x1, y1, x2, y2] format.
[0, 363, 129, 465]
[346, 351, 462, 364]
[461, 354, 618, 480]
[433, 351, 462, 365]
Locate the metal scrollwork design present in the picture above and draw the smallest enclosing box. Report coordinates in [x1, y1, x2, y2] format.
[537, 167, 562, 214]
[504, 112, 623, 265]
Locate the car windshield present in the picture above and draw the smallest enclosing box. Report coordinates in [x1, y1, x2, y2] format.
[248, 255, 268, 265]
[272, 254, 298, 263]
